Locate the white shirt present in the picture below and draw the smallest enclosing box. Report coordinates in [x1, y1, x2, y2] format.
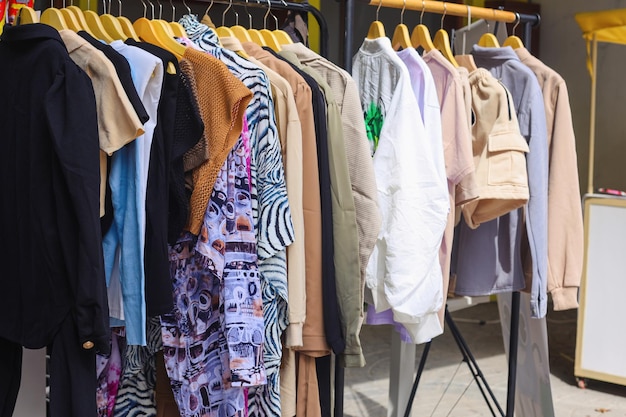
[352, 38, 449, 342]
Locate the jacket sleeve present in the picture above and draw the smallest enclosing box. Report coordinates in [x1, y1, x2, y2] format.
[46, 61, 110, 354]
[547, 81, 583, 311]
[525, 87, 550, 319]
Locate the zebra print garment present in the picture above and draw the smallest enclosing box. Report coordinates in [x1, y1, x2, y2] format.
[180, 15, 295, 417]
[112, 317, 162, 417]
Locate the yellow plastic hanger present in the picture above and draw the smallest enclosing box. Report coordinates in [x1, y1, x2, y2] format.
[98, 0, 128, 40]
[215, 0, 236, 38]
[18, 6, 40, 24]
[85, 10, 115, 42]
[274, 29, 292, 44]
[478, 11, 500, 48]
[260, 0, 281, 51]
[59, 1, 83, 31]
[433, 30, 459, 66]
[134, 9, 186, 59]
[41, 6, 70, 31]
[232, 25, 252, 43]
[116, 16, 139, 40]
[410, 1, 434, 51]
[271, 0, 292, 44]
[151, 0, 177, 37]
[249, 29, 266, 46]
[240, 0, 264, 45]
[503, 13, 524, 49]
[432, 4, 458, 67]
[101, 14, 128, 39]
[170, 3, 187, 38]
[366, 0, 385, 39]
[478, 32, 500, 47]
[391, 0, 410, 50]
[66, 5, 94, 35]
[167, 0, 187, 38]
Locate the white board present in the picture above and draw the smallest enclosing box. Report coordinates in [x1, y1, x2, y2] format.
[575, 195, 626, 385]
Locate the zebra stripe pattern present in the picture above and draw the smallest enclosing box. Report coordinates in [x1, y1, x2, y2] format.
[112, 317, 162, 417]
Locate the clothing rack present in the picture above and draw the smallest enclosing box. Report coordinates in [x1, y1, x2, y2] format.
[339, 2, 541, 417]
[342, 0, 540, 71]
[193, 0, 329, 57]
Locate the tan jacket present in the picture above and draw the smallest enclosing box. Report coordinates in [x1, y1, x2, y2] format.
[221, 37, 308, 348]
[59, 30, 145, 217]
[283, 44, 381, 365]
[281, 50, 365, 369]
[241, 41, 326, 417]
[516, 47, 583, 311]
[462, 68, 530, 227]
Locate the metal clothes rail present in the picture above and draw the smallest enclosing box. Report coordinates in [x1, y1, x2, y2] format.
[342, 0, 540, 70]
[194, 0, 329, 57]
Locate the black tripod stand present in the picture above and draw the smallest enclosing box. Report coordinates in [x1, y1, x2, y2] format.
[403, 292, 521, 417]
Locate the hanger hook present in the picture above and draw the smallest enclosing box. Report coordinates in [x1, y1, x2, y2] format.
[376, 0, 381, 22]
[155, 0, 162, 19]
[441, 2, 446, 30]
[139, 0, 147, 18]
[118, 0, 122, 16]
[420, 0, 425, 25]
[512, 12, 520, 36]
[205, 0, 214, 17]
[169, 0, 175, 21]
[278, 0, 288, 28]
[146, 0, 155, 20]
[272, 5, 279, 29]
[222, 0, 232, 27]
[244, 0, 252, 28]
[400, 0, 405, 25]
[181, 0, 191, 15]
[263, 0, 271, 29]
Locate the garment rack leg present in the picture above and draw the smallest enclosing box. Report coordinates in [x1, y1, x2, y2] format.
[445, 307, 502, 417]
[402, 341, 431, 417]
[402, 305, 512, 417]
[505, 291, 521, 417]
[334, 359, 344, 417]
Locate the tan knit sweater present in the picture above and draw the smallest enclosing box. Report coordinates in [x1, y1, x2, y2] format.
[182, 48, 252, 235]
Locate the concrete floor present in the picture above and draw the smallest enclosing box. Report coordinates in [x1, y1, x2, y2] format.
[343, 302, 626, 417]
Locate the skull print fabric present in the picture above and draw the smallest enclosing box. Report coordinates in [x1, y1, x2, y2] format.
[161, 134, 267, 417]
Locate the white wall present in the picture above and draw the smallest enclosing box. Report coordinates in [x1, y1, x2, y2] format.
[535, 0, 626, 194]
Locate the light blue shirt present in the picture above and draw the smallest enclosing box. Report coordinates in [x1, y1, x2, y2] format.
[103, 41, 163, 345]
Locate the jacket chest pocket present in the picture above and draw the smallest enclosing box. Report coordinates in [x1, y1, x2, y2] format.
[487, 130, 530, 186]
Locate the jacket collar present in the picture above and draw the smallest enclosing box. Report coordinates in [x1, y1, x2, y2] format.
[281, 42, 319, 63]
[358, 36, 393, 56]
[471, 45, 521, 66]
[1, 23, 64, 46]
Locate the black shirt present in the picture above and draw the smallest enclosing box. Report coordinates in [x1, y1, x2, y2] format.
[125, 39, 179, 317]
[0, 24, 109, 353]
